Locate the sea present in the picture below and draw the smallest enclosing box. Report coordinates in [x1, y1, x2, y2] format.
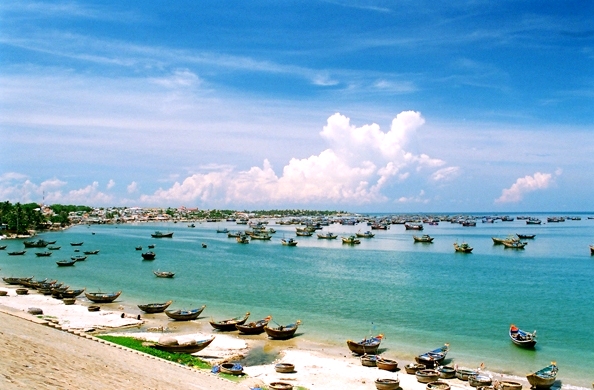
[1, 212, 593, 388]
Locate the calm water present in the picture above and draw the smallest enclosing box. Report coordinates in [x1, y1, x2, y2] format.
[1, 213, 593, 387]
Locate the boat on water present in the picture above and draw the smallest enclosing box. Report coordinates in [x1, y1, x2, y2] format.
[404, 223, 424, 230]
[413, 235, 434, 243]
[415, 344, 449, 368]
[153, 270, 175, 278]
[83, 250, 99, 255]
[152, 335, 215, 353]
[8, 250, 27, 256]
[0, 245, 7, 250]
[148, 244, 155, 249]
[527, 363, 558, 389]
[71, 255, 87, 261]
[281, 238, 298, 246]
[295, 230, 313, 237]
[165, 305, 206, 321]
[138, 300, 173, 313]
[24, 239, 50, 248]
[590, 245, 594, 255]
[454, 242, 473, 253]
[355, 231, 375, 238]
[341, 235, 361, 245]
[509, 324, 536, 348]
[236, 235, 250, 244]
[317, 232, 337, 239]
[35, 251, 52, 257]
[48, 246, 61, 250]
[216, 228, 229, 233]
[516, 234, 536, 239]
[264, 320, 301, 339]
[70, 242, 84, 246]
[84, 291, 122, 303]
[503, 240, 527, 249]
[141, 251, 156, 260]
[526, 218, 542, 225]
[235, 316, 272, 334]
[209, 312, 251, 331]
[346, 334, 383, 355]
[227, 231, 242, 238]
[151, 231, 173, 238]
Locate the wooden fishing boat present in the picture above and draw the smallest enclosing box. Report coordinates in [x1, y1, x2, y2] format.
[2, 276, 32, 285]
[236, 235, 250, 244]
[405, 363, 426, 374]
[84, 291, 122, 303]
[274, 363, 295, 373]
[509, 324, 536, 348]
[341, 235, 361, 245]
[281, 238, 298, 246]
[371, 223, 389, 230]
[0, 245, 7, 250]
[23, 239, 49, 248]
[70, 242, 84, 246]
[264, 320, 301, 339]
[316, 232, 337, 239]
[153, 335, 215, 353]
[405, 222, 424, 230]
[526, 363, 558, 389]
[356, 231, 375, 238]
[413, 235, 434, 243]
[56, 259, 77, 266]
[135, 246, 142, 250]
[376, 357, 398, 371]
[71, 255, 87, 261]
[148, 244, 155, 249]
[227, 231, 242, 238]
[153, 270, 175, 278]
[375, 378, 400, 390]
[295, 230, 313, 237]
[8, 250, 26, 255]
[492, 236, 512, 245]
[210, 312, 250, 331]
[165, 305, 206, 321]
[416, 369, 440, 383]
[138, 300, 173, 313]
[48, 246, 61, 250]
[83, 250, 99, 255]
[347, 334, 383, 355]
[503, 241, 527, 249]
[235, 316, 272, 334]
[141, 251, 156, 260]
[249, 232, 272, 240]
[516, 234, 535, 239]
[220, 362, 243, 375]
[46, 241, 57, 245]
[61, 288, 85, 298]
[415, 344, 449, 368]
[454, 242, 473, 253]
[35, 251, 52, 257]
[151, 231, 173, 238]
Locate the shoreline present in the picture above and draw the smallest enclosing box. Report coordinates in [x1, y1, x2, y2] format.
[0, 283, 577, 390]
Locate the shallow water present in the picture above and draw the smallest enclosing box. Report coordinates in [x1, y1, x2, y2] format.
[1, 213, 593, 387]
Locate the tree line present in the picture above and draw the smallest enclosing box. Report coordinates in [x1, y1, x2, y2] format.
[0, 202, 92, 234]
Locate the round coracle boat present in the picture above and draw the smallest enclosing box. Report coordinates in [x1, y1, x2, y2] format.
[87, 305, 100, 312]
[16, 288, 28, 295]
[456, 369, 478, 381]
[220, 362, 243, 375]
[477, 386, 495, 390]
[375, 378, 400, 390]
[416, 369, 440, 383]
[469, 374, 492, 387]
[0, 290, 7, 296]
[495, 381, 522, 390]
[63, 297, 76, 305]
[376, 357, 398, 372]
[437, 366, 456, 379]
[427, 381, 451, 390]
[274, 363, 295, 373]
[268, 382, 293, 390]
[361, 354, 378, 367]
[405, 363, 426, 374]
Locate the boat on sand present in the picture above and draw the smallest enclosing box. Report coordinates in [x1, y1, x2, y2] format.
[526, 363, 558, 389]
[152, 335, 215, 353]
[346, 334, 383, 355]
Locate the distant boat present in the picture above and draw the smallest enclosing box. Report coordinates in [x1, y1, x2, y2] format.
[70, 242, 84, 246]
[317, 232, 337, 239]
[281, 238, 298, 246]
[165, 305, 206, 321]
[527, 363, 558, 389]
[24, 239, 50, 248]
[404, 223, 423, 230]
[346, 334, 383, 355]
[415, 344, 449, 368]
[526, 218, 542, 225]
[295, 230, 313, 237]
[216, 228, 229, 233]
[236, 235, 250, 244]
[141, 251, 156, 260]
[153, 270, 175, 278]
[138, 300, 173, 313]
[71, 255, 87, 262]
[264, 320, 301, 340]
[355, 231, 375, 238]
[8, 250, 26, 256]
[0, 245, 7, 250]
[516, 234, 536, 239]
[413, 235, 434, 243]
[503, 240, 527, 249]
[84, 291, 122, 303]
[48, 246, 61, 250]
[148, 244, 155, 249]
[590, 245, 594, 255]
[56, 259, 77, 267]
[341, 236, 361, 245]
[35, 251, 52, 257]
[83, 250, 100, 255]
[151, 231, 173, 238]
[454, 242, 473, 253]
[509, 324, 536, 348]
[135, 246, 142, 250]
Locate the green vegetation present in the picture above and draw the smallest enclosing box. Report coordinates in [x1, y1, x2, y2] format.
[49, 204, 92, 227]
[95, 335, 244, 382]
[0, 201, 46, 233]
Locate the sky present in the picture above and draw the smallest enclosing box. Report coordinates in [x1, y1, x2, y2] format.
[0, 0, 593, 212]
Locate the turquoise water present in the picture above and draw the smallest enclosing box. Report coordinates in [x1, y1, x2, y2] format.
[1, 214, 593, 387]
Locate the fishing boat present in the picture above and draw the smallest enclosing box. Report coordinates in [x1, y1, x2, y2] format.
[216, 228, 229, 233]
[56, 259, 77, 266]
[48, 246, 61, 250]
[492, 236, 512, 245]
[236, 316, 272, 335]
[227, 231, 242, 238]
[236, 235, 250, 244]
[454, 242, 473, 253]
[516, 234, 535, 239]
[23, 239, 50, 248]
[526, 218, 542, 225]
[264, 320, 301, 339]
[0, 245, 7, 250]
[316, 232, 337, 239]
[281, 238, 298, 246]
[249, 232, 272, 240]
[35, 251, 52, 257]
[590, 245, 594, 255]
[141, 251, 156, 260]
[415, 344, 449, 368]
[526, 363, 558, 389]
[84, 291, 122, 303]
[209, 312, 251, 331]
[151, 231, 173, 238]
[2, 276, 32, 285]
[355, 231, 375, 238]
[165, 305, 206, 321]
[346, 334, 383, 355]
[60, 288, 85, 298]
[71, 255, 87, 261]
[413, 235, 434, 243]
[295, 230, 313, 237]
[83, 250, 100, 255]
[404, 222, 424, 230]
[70, 242, 84, 246]
[153, 270, 175, 278]
[152, 335, 215, 353]
[509, 324, 537, 348]
[376, 357, 398, 371]
[148, 244, 155, 249]
[135, 246, 142, 250]
[8, 250, 26, 256]
[503, 240, 527, 249]
[361, 354, 377, 367]
[138, 300, 173, 313]
[341, 236, 361, 245]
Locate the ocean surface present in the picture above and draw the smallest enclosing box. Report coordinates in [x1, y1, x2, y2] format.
[1, 212, 593, 388]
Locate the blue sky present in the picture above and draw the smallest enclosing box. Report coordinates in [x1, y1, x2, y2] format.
[1, 0, 592, 212]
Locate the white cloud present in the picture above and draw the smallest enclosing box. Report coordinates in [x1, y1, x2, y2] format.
[127, 181, 139, 193]
[495, 172, 556, 203]
[107, 179, 116, 189]
[397, 190, 429, 204]
[44, 181, 113, 205]
[431, 166, 460, 182]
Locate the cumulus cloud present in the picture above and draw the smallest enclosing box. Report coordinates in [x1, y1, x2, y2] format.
[107, 179, 116, 189]
[495, 172, 557, 203]
[431, 166, 460, 182]
[49, 181, 113, 205]
[127, 181, 139, 193]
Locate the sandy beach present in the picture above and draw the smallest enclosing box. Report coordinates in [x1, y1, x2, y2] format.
[0, 283, 545, 390]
